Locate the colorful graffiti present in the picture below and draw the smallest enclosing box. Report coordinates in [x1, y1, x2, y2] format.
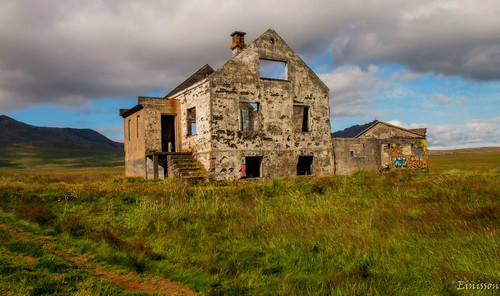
[390, 141, 428, 170]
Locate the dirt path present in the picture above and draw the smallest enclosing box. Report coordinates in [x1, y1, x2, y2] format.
[0, 221, 197, 295]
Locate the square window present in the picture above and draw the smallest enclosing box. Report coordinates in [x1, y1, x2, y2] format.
[259, 59, 287, 80]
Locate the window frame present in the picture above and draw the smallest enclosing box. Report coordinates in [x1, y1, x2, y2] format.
[239, 102, 260, 132]
[292, 105, 311, 133]
[187, 107, 197, 136]
[259, 58, 288, 81]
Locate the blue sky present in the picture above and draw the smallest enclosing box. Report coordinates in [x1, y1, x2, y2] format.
[2, 0, 500, 149]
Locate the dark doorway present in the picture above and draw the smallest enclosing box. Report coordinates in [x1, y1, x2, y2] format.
[161, 115, 176, 152]
[297, 156, 313, 175]
[243, 156, 262, 178]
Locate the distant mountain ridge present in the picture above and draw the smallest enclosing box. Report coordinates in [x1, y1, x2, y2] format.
[331, 120, 377, 138]
[0, 115, 123, 168]
[0, 115, 123, 151]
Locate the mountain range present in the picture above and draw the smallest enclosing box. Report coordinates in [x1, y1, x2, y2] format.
[331, 120, 377, 138]
[0, 115, 123, 169]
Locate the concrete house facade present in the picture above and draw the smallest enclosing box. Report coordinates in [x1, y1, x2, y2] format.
[120, 29, 334, 181]
[333, 121, 428, 175]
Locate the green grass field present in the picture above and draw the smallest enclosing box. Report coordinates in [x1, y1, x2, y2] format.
[0, 149, 499, 295]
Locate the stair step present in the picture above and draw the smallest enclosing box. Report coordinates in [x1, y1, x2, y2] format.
[167, 153, 206, 181]
[172, 161, 197, 165]
[175, 165, 200, 170]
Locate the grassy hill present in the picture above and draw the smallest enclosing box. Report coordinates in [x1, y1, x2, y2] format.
[428, 146, 500, 172]
[0, 115, 123, 169]
[0, 169, 498, 295]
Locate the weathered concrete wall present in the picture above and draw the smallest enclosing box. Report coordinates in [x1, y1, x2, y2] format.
[123, 97, 180, 178]
[170, 80, 212, 172]
[386, 138, 428, 171]
[124, 108, 145, 177]
[333, 137, 428, 175]
[333, 138, 381, 175]
[207, 29, 334, 180]
[140, 97, 180, 153]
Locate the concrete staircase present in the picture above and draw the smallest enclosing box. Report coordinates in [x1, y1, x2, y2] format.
[167, 153, 206, 183]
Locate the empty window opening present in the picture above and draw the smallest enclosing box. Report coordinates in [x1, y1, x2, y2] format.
[297, 156, 313, 175]
[136, 115, 140, 137]
[242, 156, 262, 178]
[293, 105, 310, 132]
[240, 102, 260, 131]
[350, 151, 354, 157]
[259, 59, 287, 80]
[187, 107, 197, 136]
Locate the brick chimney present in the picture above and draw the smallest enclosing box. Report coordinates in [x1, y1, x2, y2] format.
[230, 31, 246, 57]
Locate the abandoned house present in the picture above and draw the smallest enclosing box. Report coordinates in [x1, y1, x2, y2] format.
[119, 29, 428, 181]
[120, 29, 334, 181]
[332, 121, 428, 175]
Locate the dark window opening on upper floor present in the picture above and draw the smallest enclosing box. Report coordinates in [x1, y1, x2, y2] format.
[293, 105, 310, 132]
[240, 102, 260, 132]
[259, 59, 287, 80]
[187, 107, 197, 136]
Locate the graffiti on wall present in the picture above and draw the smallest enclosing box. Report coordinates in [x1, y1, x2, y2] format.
[390, 141, 427, 170]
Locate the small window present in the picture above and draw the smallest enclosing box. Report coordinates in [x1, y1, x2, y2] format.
[127, 119, 131, 141]
[136, 115, 140, 137]
[242, 156, 262, 178]
[259, 59, 287, 80]
[187, 107, 197, 136]
[240, 102, 260, 132]
[293, 105, 310, 132]
[350, 151, 354, 157]
[297, 156, 313, 175]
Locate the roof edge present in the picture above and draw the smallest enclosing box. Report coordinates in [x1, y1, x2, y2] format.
[355, 121, 425, 138]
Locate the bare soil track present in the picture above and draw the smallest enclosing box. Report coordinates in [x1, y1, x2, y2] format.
[0, 217, 196, 296]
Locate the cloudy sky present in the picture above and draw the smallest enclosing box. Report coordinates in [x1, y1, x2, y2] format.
[2, 0, 499, 149]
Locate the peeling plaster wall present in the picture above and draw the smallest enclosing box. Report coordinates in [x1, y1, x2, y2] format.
[333, 138, 381, 175]
[123, 108, 145, 177]
[170, 80, 212, 171]
[207, 29, 334, 180]
[123, 97, 180, 178]
[140, 97, 181, 153]
[387, 138, 428, 171]
[333, 137, 428, 175]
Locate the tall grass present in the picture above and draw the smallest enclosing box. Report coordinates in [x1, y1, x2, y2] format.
[0, 168, 499, 295]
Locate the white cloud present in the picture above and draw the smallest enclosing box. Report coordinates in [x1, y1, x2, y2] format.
[1, 0, 500, 112]
[434, 94, 468, 105]
[387, 117, 500, 149]
[319, 65, 391, 119]
[386, 120, 404, 127]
